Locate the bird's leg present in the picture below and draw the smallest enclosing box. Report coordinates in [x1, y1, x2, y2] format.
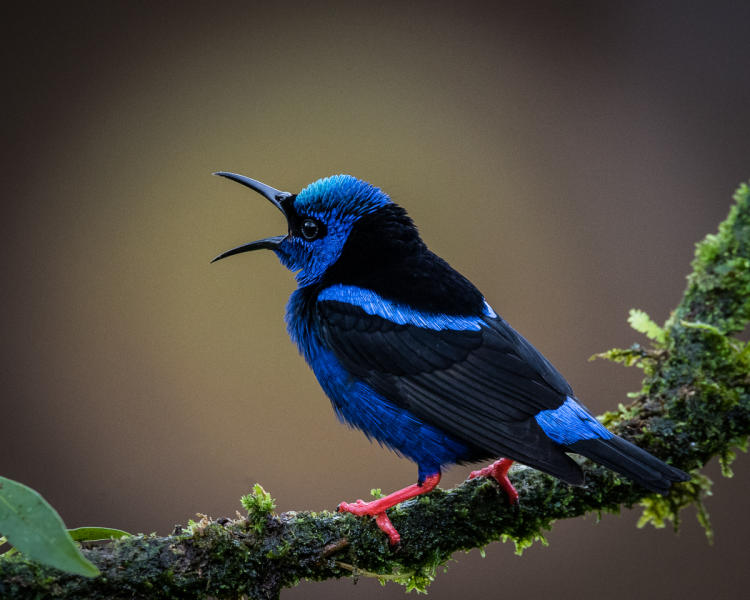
[469, 458, 519, 505]
[337, 473, 441, 545]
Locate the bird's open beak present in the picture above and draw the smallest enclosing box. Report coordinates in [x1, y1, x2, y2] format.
[211, 172, 293, 263]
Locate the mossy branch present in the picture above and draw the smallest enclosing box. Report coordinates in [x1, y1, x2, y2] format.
[2, 183, 750, 600]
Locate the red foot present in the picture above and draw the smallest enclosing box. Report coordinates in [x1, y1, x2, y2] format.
[469, 458, 519, 505]
[337, 473, 441, 545]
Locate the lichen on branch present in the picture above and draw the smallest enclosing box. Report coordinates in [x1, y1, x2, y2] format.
[2, 183, 749, 600]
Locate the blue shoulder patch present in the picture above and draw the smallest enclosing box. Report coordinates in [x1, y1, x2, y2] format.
[318, 284, 493, 331]
[534, 397, 614, 446]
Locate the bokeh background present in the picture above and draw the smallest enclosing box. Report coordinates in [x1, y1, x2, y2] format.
[3, 1, 750, 598]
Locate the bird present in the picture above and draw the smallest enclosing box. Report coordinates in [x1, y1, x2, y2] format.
[211, 171, 689, 545]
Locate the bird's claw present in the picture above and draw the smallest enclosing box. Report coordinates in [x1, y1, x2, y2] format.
[338, 500, 401, 545]
[468, 467, 488, 479]
[336, 474, 440, 546]
[374, 512, 401, 546]
[469, 458, 519, 506]
[337, 499, 370, 515]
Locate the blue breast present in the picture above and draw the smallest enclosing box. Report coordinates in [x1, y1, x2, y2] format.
[285, 287, 470, 476]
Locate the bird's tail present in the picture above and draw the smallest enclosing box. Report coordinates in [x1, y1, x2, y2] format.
[567, 436, 689, 494]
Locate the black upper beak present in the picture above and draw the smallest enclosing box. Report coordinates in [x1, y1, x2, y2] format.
[211, 172, 293, 263]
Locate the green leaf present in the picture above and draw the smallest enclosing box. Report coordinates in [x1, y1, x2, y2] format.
[68, 526, 131, 542]
[628, 308, 666, 343]
[0, 476, 100, 577]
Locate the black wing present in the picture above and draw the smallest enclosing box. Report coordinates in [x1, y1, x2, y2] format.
[317, 299, 584, 483]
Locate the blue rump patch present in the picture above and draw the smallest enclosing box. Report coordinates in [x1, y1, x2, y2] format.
[318, 284, 493, 331]
[534, 397, 614, 445]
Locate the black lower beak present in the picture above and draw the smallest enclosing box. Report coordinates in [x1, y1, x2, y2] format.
[210, 235, 286, 263]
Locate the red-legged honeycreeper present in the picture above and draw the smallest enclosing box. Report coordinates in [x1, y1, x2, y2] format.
[212, 172, 689, 545]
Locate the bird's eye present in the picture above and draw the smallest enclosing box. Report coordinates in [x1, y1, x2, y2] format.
[300, 218, 320, 241]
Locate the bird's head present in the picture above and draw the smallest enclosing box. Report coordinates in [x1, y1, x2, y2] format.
[211, 172, 400, 285]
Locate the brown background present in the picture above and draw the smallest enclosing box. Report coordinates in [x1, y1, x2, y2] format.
[3, 2, 750, 598]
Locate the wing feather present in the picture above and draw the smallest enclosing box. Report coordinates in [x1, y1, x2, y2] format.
[317, 298, 583, 482]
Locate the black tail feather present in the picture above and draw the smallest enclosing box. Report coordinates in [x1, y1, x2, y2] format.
[567, 436, 689, 494]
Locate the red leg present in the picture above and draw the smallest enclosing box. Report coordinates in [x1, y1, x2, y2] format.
[338, 473, 441, 545]
[469, 458, 519, 505]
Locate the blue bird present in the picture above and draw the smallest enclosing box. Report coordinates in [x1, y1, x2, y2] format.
[212, 172, 689, 545]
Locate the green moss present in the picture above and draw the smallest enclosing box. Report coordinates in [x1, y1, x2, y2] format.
[637, 472, 713, 536]
[241, 484, 276, 535]
[592, 182, 750, 543]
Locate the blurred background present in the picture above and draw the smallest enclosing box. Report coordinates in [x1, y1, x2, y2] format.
[3, 1, 750, 598]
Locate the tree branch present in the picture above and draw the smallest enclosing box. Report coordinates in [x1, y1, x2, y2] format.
[2, 183, 749, 600]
